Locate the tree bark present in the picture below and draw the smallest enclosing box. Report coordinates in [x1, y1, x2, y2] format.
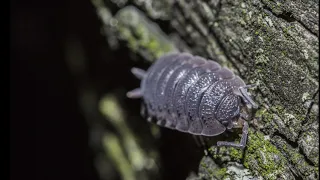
[91, 0, 318, 179]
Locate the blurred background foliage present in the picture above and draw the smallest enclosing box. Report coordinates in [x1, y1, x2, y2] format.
[11, 0, 205, 180]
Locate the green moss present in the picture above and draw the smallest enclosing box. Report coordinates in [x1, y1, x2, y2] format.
[255, 108, 274, 123]
[207, 169, 214, 176]
[272, 136, 317, 177]
[255, 54, 270, 65]
[229, 147, 243, 160]
[216, 167, 227, 178]
[114, 6, 177, 62]
[243, 130, 287, 179]
[198, 157, 227, 179]
[200, 161, 207, 168]
[283, 25, 295, 38]
[135, 24, 145, 38]
[271, 105, 305, 122]
[256, 103, 305, 129]
[281, 50, 287, 56]
[243, 161, 249, 168]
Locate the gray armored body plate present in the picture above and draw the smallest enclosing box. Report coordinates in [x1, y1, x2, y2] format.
[127, 52, 258, 149]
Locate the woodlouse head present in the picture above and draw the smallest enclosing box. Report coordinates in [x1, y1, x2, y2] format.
[233, 84, 258, 124]
[238, 85, 258, 109]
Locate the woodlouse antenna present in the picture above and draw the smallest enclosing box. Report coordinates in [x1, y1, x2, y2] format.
[126, 88, 143, 98]
[126, 67, 146, 99]
[239, 85, 258, 109]
[131, 67, 146, 80]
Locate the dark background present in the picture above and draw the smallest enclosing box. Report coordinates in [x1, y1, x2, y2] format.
[10, 0, 204, 179]
[11, 0, 104, 179]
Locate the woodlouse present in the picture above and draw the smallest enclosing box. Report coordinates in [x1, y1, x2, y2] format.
[127, 52, 258, 149]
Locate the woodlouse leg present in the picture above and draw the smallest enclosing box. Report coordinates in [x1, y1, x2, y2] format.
[156, 119, 166, 126]
[193, 135, 209, 155]
[131, 67, 146, 80]
[216, 121, 249, 149]
[126, 88, 143, 98]
[199, 136, 209, 155]
[147, 116, 153, 122]
[199, 136, 206, 147]
[226, 121, 234, 129]
[140, 103, 146, 118]
[192, 135, 201, 147]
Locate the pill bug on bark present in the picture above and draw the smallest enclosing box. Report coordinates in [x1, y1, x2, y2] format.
[127, 52, 258, 149]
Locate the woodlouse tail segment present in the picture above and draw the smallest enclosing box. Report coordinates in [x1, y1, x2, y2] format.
[216, 121, 249, 150]
[126, 88, 143, 99]
[239, 85, 258, 109]
[131, 67, 146, 80]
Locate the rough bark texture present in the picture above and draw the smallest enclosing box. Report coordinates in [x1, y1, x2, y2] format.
[91, 0, 318, 180]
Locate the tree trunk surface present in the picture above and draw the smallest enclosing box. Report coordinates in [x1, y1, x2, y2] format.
[88, 0, 319, 180]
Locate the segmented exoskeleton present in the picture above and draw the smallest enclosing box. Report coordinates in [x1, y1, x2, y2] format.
[127, 52, 258, 149]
